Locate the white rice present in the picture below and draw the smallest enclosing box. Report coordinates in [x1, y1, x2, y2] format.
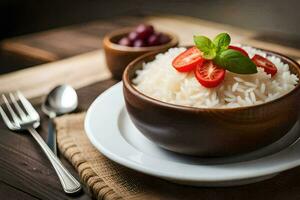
[133, 46, 299, 108]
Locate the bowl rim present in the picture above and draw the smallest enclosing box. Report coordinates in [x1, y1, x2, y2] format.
[123, 46, 300, 111]
[103, 27, 179, 52]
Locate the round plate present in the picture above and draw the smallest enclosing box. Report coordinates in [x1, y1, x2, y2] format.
[85, 82, 300, 186]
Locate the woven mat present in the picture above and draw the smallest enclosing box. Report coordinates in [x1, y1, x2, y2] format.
[55, 113, 278, 200]
[56, 113, 228, 200]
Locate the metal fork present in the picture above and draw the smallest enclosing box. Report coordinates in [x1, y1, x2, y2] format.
[0, 91, 81, 194]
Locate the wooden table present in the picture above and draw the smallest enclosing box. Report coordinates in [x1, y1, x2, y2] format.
[0, 80, 116, 200]
[1, 15, 300, 200]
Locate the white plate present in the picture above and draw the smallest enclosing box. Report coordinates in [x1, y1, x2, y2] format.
[85, 82, 300, 186]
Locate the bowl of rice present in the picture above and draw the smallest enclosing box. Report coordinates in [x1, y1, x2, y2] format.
[123, 43, 300, 157]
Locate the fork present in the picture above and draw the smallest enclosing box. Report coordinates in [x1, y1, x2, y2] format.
[0, 91, 81, 194]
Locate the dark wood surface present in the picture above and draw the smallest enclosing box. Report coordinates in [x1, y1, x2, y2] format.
[3, 79, 300, 200]
[0, 16, 143, 75]
[1, 16, 142, 63]
[1, 15, 300, 75]
[0, 79, 118, 200]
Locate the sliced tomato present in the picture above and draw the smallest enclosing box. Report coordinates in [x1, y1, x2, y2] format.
[172, 46, 205, 72]
[194, 61, 226, 88]
[251, 54, 277, 76]
[228, 45, 249, 57]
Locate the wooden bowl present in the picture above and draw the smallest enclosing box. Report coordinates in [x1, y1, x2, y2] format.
[103, 27, 178, 79]
[123, 47, 300, 157]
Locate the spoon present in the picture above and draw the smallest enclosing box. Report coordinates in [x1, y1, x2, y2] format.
[42, 85, 78, 155]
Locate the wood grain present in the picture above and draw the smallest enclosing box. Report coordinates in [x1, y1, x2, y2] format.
[146, 15, 300, 58]
[1, 15, 300, 102]
[0, 181, 38, 200]
[3, 78, 300, 200]
[0, 15, 300, 200]
[2, 68, 300, 200]
[0, 79, 117, 200]
[0, 50, 111, 102]
[2, 15, 300, 65]
[1, 17, 142, 62]
[0, 115, 90, 200]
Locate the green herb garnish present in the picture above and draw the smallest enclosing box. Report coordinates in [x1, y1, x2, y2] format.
[213, 33, 231, 52]
[193, 35, 216, 59]
[214, 49, 257, 74]
[193, 33, 257, 74]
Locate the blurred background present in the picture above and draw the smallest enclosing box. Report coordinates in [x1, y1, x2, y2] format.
[0, 0, 299, 73]
[1, 0, 299, 39]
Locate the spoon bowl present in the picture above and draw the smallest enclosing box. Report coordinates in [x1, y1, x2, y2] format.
[42, 85, 78, 117]
[42, 84, 78, 155]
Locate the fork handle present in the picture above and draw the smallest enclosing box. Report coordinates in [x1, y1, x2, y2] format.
[28, 127, 81, 194]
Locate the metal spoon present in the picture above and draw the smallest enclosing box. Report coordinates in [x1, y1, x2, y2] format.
[42, 85, 78, 155]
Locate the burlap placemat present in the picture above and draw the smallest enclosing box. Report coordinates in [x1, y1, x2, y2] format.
[55, 113, 275, 200]
[55, 113, 187, 200]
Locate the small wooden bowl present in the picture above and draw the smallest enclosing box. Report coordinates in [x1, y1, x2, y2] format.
[103, 28, 178, 79]
[123, 47, 300, 157]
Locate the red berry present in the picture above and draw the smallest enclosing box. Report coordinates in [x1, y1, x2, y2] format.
[128, 31, 139, 41]
[147, 34, 160, 46]
[118, 37, 132, 46]
[133, 39, 146, 47]
[158, 33, 170, 44]
[135, 24, 154, 40]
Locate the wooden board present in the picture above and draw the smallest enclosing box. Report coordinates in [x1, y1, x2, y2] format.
[0, 50, 111, 102]
[3, 79, 300, 200]
[147, 15, 300, 59]
[1, 15, 300, 200]
[0, 17, 142, 62]
[0, 79, 117, 200]
[0, 181, 38, 200]
[1, 15, 300, 102]
[2, 15, 300, 64]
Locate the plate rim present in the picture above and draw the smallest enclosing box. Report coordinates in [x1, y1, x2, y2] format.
[84, 82, 300, 183]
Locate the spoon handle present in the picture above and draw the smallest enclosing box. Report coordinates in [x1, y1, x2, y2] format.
[47, 118, 57, 155]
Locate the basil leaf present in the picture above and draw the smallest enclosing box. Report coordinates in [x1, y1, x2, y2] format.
[213, 33, 231, 52]
[214, 49, 257, 74]
[193, 35, 216, 59]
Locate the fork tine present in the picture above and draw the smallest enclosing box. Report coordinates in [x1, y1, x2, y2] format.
[2, 94, 20, 125]
[16, 91, 39, 120]
[9, 93, 28, 121]
[0, 105, 16, 129]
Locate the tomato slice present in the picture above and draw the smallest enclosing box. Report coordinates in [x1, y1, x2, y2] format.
[251, 54, 277, 76]
[194, 61, 226, 88]
[172, 46, 205, 72]
[228, 45, 249, 57]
